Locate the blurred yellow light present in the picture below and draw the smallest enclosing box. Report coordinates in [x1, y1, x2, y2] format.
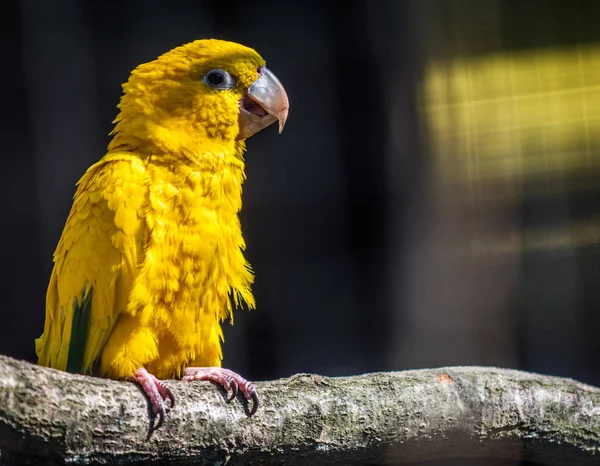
[420, 44, 600, 182]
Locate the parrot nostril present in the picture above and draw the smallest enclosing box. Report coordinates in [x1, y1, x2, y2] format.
[257, 66, 263, 75]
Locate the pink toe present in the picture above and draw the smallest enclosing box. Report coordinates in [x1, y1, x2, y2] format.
[182, 366, 259, 415]
[134, 368, 174, 429]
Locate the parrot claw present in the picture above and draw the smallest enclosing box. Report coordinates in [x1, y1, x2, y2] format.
[182, 367, 259, 415]
[134, 368, 175, 430]
[249, 390, 259, 416]
[228, 379, 239, 402]
[154, 403, 166, 431]
[158, 379, 176, 409]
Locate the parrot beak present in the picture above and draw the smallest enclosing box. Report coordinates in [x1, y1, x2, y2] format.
[237, 67, 289, 140]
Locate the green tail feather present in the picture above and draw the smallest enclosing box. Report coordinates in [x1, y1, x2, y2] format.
[66, 289, 93, 374]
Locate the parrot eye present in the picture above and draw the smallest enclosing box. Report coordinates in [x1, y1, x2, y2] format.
[203, 69, 234, 90]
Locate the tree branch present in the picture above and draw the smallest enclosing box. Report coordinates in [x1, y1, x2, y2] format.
[0, 355, 599, 465]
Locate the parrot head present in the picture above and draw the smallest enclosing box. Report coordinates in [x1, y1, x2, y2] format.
[110, 39, 289, 154]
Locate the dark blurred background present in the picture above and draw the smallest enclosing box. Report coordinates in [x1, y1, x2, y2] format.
[2, 0, 600, 464]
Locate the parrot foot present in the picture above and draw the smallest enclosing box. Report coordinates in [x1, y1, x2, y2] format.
[134, 367, 175, 430]
[182, 367, 259, 416]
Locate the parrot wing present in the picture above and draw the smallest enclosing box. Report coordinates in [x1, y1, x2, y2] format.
[36, 153, 148, 374]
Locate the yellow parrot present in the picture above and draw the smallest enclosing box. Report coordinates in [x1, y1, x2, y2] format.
[35, 39, 289, 428]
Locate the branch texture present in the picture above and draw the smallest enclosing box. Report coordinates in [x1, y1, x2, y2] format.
[0, 355, 599, 465]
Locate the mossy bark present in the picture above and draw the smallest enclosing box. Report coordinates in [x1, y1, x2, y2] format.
[0, 355, 598, 465]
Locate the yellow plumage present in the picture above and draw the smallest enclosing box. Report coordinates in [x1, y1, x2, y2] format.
[35, 39, 286, 385]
